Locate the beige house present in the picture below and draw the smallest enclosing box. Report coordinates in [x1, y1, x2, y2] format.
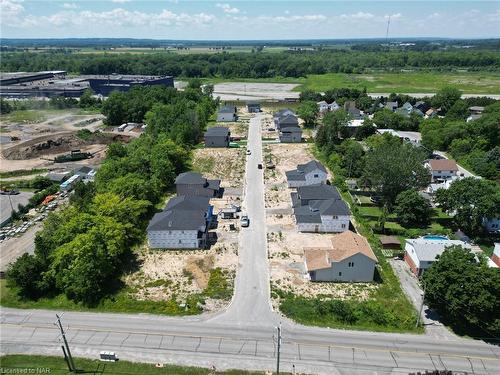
[304, 231, 377, 282]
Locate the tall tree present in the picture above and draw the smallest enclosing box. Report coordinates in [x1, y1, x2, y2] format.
[297, 101, 319, 128]
[362, 135, 430, 207]
[423, 246, 500, 336]
[435, 177, 500, 235]
[394, 189, 432, 227]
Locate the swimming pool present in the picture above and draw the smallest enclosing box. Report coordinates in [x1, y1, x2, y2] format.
[422, 234, 449, 240]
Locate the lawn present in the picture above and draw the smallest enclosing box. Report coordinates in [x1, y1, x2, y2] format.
[205, 72, 500, 94]
[1, 110, 48, 123]
[0, 355, 266, 375]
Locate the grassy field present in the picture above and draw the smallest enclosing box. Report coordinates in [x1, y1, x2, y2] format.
[0, 355, 268, 375]
[0, 265, 233, 315]
[206, 72, 500, 94]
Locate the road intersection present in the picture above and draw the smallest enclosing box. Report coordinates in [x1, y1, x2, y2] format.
[1, 114, 499, 374]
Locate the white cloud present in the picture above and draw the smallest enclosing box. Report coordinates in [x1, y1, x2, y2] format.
[0, 0, 24, 18]
[111, 0, 131, 3]
[258, 14, 326, 23]
[62, 3, 78, 9]
[385, 13, 402, 20]
[340, 12, 374, 20]
[19, 8, 215, 28]
[216, 3, 239, 14]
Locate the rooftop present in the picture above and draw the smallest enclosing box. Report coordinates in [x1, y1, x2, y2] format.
[205, 126, 230, 136]
[296, 184, 340, 201]
[406, 238, 471, 262]
[427, 159, 459, 171]
[147, 209, 207, 231]
[304, 231, 377, 271]
[175, 171, 206, 185]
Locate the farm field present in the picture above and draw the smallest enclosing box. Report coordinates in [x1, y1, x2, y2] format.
[207, 71, 500, 94]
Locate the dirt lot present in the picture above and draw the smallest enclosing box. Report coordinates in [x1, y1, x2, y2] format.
[213, 82, 300, 101]
[193, 147, 246, 188]
[263, 142, 376, 301]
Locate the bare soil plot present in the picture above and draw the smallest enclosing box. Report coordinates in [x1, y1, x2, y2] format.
[213, 82, 300, 101]
[125, 240, 237, 313]
[193, 147, 246, 188]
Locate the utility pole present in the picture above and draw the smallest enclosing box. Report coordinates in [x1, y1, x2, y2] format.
[385, 16, 391, 45]
[276, 323, 282, 375]
[55, 314, 76, 372]
[416, 282, 426, 328]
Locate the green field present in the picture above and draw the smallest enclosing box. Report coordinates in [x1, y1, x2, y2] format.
[206, 72, 500, 94]
[0, 355, 267, 375]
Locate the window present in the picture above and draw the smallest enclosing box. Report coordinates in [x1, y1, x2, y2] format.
[313, 174, 319, 178]
[348, 262, 355, 267]
[341, 224, 346, 228]
[332, 215, 338, 219]
[338, 272, 342, 276]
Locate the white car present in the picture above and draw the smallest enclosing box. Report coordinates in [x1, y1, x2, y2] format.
[240, 215, 250, 227]
[246, 149, 251, 155]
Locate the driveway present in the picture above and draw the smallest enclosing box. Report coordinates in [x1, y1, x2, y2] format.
[389, 259, 455, 340]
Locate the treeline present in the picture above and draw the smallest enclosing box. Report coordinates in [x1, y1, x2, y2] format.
[421, 99, 500, 180]
[2, 49, 500, 77]
[7, 83, 216, 305]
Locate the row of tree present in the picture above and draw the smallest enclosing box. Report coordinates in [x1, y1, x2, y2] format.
[7, 83, 216, 305]
[2, 49, 500, 77]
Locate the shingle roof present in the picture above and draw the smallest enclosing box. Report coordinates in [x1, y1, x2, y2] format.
[304, 231, 377, 271]
[175, 172, 206, 185]
[205, 127, 230, 137]
[297, 160, 327, 174]
[147, 209, 207, 231]
[277, 113, 299, 125]
[406, 238, 471, 262]
[285, 171, 306, 181]
[427, 159, 459, 171]
[296, 184, 340, 201]
[280, 127, 302, 133]
[165, 195, 210, 212]
[275, 109, 295, 118]
[294, 198, 349, 217]
[218, 105, 236, 113]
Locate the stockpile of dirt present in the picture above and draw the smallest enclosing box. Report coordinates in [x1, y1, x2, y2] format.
[2, 132, 127, 160]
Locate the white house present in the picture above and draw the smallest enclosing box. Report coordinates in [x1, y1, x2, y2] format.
[292, 185, 350, 233]
[329, 101, 340, 111]
[216, 105, 237, 122]
[147, 196, 213, 249]
[304, 231, 377, 282]
[404, 237, 471, 276]
[425, 159, 459, 182]
[317, 101, 329, 113]
[74, 166, 96, 183]
[285, 160, 328, 188]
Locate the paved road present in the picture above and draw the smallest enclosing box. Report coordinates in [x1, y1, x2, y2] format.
[210, 113, 278, 327]
[368, 93, 500, 99]
[390, 259, 453, 340]
[1, 114, 500, 374]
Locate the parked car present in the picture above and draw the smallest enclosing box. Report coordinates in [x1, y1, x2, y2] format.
[240, 215, 250, 227]
[246, 149, 251, 155]
[0, 190, 20, 195]
[258, 163, 263, 169]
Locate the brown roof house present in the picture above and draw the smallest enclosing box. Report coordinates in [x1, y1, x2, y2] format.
[304, 231, 377, 282]
[425, 159, 459, 182]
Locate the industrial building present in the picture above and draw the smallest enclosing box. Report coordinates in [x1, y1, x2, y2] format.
[0, 71, 174, 98]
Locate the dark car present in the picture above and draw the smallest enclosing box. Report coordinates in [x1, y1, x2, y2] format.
[258, 163, 263, 169]
[0, 190, 20, 195]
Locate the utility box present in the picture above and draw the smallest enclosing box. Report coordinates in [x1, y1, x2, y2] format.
[99, 351, 118, 362]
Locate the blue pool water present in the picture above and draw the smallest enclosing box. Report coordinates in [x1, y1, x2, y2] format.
[422, 235, 449, 240]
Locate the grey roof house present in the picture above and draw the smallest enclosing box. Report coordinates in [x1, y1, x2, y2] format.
[291, 184, 350, 233]
[385, 101, 398, 111]
[286, 160, 328, 188]
[204, 127, 230, 148]
[217, 105, 237, 122]
[175, 172, 221, 198]
[279, 126, 302, 143]
[344, 101, 364, 120]
[246, 101, 261, 113]
[147, 195, 214, 249]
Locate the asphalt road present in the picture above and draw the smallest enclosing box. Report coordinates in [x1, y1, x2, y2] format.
[1, 114, 499, 374]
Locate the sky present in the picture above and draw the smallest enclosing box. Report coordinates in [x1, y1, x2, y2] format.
[1, 1, 499, 40]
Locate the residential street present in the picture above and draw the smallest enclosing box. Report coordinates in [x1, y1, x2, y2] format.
[1, 114, 499, 374]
